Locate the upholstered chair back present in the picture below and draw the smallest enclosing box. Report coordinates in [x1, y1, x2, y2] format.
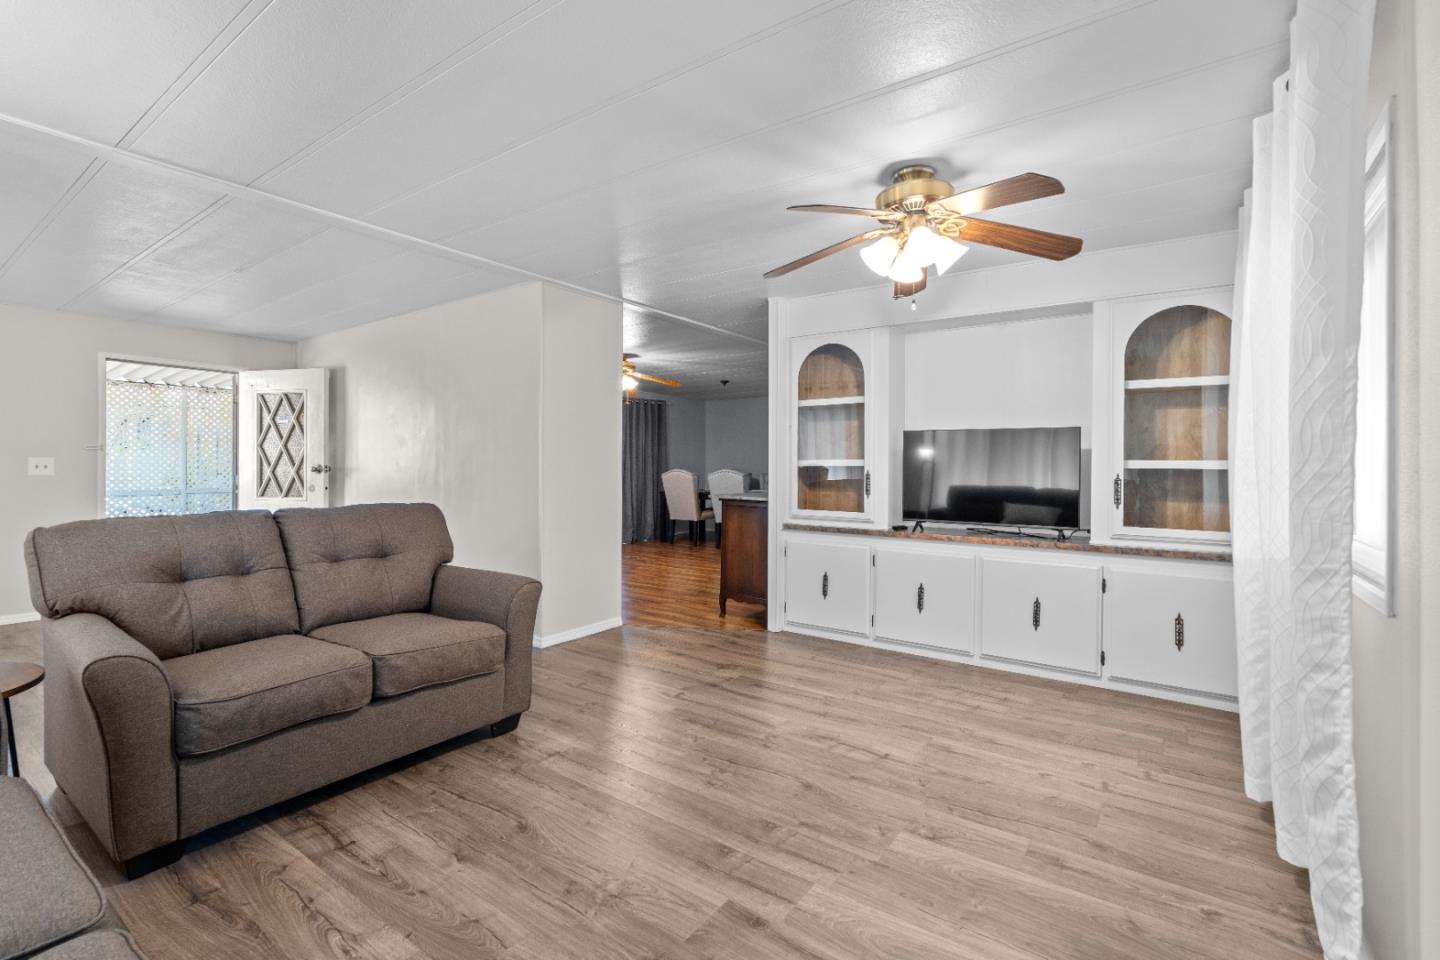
[707, 469, 747, 523]
[25, 511, 300, 659]
[274, 502, 454, 633]
[661, 469, 700, 522]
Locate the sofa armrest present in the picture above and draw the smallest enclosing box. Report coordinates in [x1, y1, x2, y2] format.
[430, 565, 541, 717]
[42, 613, 177, 863]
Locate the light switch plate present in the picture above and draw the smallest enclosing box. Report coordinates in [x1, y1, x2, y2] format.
[27, 457, 55, 477]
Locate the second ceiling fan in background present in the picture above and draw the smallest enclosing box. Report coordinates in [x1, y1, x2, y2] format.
[764, 166, 1083, 298]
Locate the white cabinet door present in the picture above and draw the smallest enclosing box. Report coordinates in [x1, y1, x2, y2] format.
[1103, 567, 1237, 698]
[874, 548, 975, 653]
[785, 539, 871, 635]
[980, 557, 1101, 674]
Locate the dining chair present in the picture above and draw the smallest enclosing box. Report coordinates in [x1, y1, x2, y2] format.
[661, 468, 714, 544]
[707, 468, 747, 548]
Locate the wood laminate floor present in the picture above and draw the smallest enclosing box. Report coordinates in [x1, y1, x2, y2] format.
[623, 539, 766, 632]
[1, 615, 1319, 959]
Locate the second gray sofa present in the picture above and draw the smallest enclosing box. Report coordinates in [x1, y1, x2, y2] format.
[24, 502, 540, 876]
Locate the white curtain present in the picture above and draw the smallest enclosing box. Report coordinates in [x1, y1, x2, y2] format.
[1231, 2, 1374, 958]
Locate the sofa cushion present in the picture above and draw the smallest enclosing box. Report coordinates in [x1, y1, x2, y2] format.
[0, 777, 105, 960]
[162, 635, 372, 757]
[31, 930, 148, 960]
[274, 503, 454, 633]
[311, 613, 505, 698]
[25, 511, 300, 659]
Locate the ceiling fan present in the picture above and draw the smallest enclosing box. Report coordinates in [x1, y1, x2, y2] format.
[622, 353, 680, 392]
[763, 165, 1083, 298]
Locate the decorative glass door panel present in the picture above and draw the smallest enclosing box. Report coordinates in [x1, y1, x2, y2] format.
[255, 391, 306, 499]
[1115, 302, 1232, 540]
[795, 341, 867, 516]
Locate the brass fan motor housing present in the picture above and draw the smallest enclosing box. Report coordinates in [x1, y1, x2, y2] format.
[875, 164, 955, 213]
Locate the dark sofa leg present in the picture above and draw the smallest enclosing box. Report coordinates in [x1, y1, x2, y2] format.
[487, 713, 522, 737]
[124, 839, 187, 880]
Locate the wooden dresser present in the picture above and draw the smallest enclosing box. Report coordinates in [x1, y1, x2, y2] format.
[719, 496, 767, 615]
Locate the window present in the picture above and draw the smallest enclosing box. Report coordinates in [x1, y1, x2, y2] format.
[1353, 103, 1393, 615]
[103, 360, 236, 518]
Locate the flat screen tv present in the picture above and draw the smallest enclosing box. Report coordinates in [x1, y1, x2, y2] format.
[903, 426, 1082, 528]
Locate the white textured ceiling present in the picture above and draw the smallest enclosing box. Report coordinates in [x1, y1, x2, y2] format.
[0, 0, 1290, 399]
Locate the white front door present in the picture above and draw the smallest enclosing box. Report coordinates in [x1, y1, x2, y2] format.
[237, 368, 330, 510]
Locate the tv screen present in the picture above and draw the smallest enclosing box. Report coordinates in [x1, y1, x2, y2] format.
[903, 426, 1082, 528]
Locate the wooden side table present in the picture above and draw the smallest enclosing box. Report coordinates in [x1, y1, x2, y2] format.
[0, 662, 43, 777]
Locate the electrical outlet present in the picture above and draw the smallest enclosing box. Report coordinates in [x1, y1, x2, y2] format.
[27, 457, 55, 477]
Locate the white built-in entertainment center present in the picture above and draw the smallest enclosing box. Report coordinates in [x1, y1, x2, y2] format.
[766, 233, 1241, 709]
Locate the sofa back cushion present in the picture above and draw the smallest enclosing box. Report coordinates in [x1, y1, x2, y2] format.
[25, 511, 300, 659]
[273, 503, 454, 633]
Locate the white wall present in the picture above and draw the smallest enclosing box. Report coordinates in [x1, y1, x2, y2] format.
[658, 395, 706, 479]
[1352, 0, 1440, 956]
[300, 281, 623, 645]
[300, 283, 545, 579]
[539, 284, 622, 640]
[0, 304, 296, 618]
[704, 395, 767, 483]
[903, 313, 1093, 528]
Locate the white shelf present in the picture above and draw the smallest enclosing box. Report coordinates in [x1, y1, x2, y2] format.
[798, 459, 865, 468]
[798, 396, 865, 407]
[1124, 460, 1229, 471]
[1124, 375, 1230, 391]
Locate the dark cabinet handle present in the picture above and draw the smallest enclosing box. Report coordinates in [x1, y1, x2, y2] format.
[822, 572, 829, 599]
[1113, 474, 1123, 509]
[865, 471, 871, 497]
[1032, 597, 1042, 631]
[917, 583, 925, 613]
[1174, 613, 1185, 651]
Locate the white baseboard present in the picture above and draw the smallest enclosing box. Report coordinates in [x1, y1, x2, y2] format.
[534, 617, 622, 649]
[0, 612, 40, 626]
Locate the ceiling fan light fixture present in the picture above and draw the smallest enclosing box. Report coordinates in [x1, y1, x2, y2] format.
[622, 373, 639, 392]
[859, 234, 900, 277]
[887, 258, 924, 284]
[930, 237, 969, 275]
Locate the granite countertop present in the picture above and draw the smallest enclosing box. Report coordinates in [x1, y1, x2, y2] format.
[782, 523, 1231, 563]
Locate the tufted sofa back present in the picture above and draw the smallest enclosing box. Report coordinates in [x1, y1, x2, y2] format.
[273, 503, 453, 633]
[25, 511, 300, 659]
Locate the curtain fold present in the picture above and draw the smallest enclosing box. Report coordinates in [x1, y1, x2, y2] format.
[1231, 2, 1374, 957]
[622, 398, 669, 543]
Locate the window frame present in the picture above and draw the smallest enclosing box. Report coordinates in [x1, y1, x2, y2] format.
[96, 353, 240, 519]
[1352, 101, 1395, 616]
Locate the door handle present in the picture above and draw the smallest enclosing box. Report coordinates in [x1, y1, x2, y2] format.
[1174, 613, 1185, 651]
[1032, 597, 1042, 631]
[822, 572, 829, 599]
[917, 582, 925, 613]
[1113, 474, 1123, 509]
[310, 464, 331, 474]
[864, 471, 871, 498]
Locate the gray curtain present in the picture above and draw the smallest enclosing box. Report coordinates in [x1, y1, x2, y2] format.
[622, 397, 668, 543]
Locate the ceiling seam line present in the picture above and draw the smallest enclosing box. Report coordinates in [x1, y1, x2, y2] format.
[246, 0, 569, 186]
[114, 0, 278, 148]
[490, 38, 1285, 253]
[59, 197, 235, 312]
[408, 0, 1163, 241]
[0, 110, 762, 346]
[356, 0, 859, 217]
[0, 158, 104, 280]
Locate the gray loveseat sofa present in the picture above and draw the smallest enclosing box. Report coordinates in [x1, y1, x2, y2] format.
[23, 503, 540, 876]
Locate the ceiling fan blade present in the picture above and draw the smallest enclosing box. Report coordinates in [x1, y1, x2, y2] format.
[950, 217, 1082, 261]
[930, 173, 1065, 216]
[763, 228, 892, 279]
[788, 204, 901, 219]
[893, 272, 927, 299]
[632, 371, 681, 388]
